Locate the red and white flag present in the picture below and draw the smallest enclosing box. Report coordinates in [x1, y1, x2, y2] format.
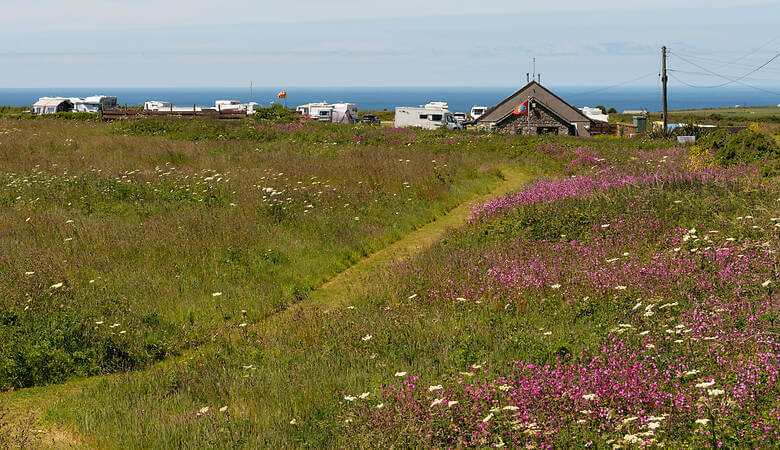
[513, 100, 529, 116]
[277, 90, 287, 99]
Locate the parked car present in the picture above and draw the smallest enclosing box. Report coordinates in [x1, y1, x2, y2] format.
[361, 114, 381, 125]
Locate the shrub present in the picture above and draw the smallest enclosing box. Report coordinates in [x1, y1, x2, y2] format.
[698, 128, 780, 164]
[252, 104, 299, 123]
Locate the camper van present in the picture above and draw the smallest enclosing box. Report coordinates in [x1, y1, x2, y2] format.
[394, 104, 462, 130]
[470, 106, 488, 120]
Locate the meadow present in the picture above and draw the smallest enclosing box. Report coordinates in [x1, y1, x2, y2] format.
[0, 115, 778, 448]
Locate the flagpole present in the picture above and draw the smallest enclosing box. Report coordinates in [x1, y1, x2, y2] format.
[527, 95, 530, 135]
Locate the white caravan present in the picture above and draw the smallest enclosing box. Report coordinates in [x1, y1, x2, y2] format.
[580, 106, 609, 123]
[215, 100, 263, 115]
[72, 96, 117, 113]
[296, 102, 358, 123]
[331, 103, 358, 124]
[470, 106, 488, 120]
[394, 104, 462, 130]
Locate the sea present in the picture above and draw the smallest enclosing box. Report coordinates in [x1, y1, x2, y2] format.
[2, 86, 780, 113]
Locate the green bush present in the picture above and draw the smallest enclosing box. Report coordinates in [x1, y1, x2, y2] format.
[252, 104, 299, 123]
[698, 128, 780, 164]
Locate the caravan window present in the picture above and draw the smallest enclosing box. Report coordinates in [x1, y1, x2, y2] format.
[319, 111, 329, 116]
[431, 114, 442, 121]
[419, 114, 428, 120]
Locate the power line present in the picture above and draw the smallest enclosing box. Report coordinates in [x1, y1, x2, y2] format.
[669, 50, 780, 88]
[669, 52, 780, 73]
[566, 73, 657, 99]
[668, 72, 780, 96]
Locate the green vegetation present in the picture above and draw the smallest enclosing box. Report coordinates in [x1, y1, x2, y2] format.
[0, 116, 777, 448]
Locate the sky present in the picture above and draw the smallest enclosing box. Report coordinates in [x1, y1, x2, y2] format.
[1, 0, 779, 88]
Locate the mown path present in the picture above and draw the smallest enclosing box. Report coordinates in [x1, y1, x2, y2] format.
[0, 166, 533, 448]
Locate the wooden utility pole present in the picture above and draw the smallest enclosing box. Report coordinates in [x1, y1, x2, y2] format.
[662, 46, 668, 131]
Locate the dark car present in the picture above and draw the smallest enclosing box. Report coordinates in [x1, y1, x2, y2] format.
[360, 114, 381, 125]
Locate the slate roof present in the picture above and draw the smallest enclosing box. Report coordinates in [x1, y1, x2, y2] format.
[477, 81, 592, 126]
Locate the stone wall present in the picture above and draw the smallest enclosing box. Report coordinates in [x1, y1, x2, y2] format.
[496, 106, 571, 136]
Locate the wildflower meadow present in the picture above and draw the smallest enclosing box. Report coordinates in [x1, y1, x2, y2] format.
[0, 116, 777, 448]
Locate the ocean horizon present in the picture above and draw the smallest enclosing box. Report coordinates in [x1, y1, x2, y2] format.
[2, 86, 779, 114]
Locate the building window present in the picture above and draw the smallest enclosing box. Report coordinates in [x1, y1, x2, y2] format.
[537, 127, 558, 135]
[419, 114, 428, 120]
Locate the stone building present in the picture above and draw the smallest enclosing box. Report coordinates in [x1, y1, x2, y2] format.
[476, 81, 593, 137]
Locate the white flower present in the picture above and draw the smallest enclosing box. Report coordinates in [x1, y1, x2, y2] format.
[238, 323, 247, 327]
[219, 406, 228, 412]
[376, 403, 384, 409]
[647, 422, 661, 430]
[456, 297, 468, 302]
[762, 280, 772, 287]
[447, 401, 459, 407]
[601, 224, 610, 228]
[343, 395, 356, 402]
[394, 371, 407, 377]
[606, 258, 619, 263]
[695, 418, 710, 425]
[24, 271, 34, 276]
[550, 283, 561, 289]
[622, 252, 630, 256]
[407, 294, 418, 299]
[622, 417, 639, 424]
[482, 413, 494, 423]
[50, 282, 63, 289]
[543, 331, 552, 336]
[95, 321, 103, 325]
[362, 334, 372, 341]
[428, 385, 443, 392]
[502, 405, 520, 411]
[119, 330, 126, 334]
[430, 398, 444, 407]
[633, 302, 642, 310]
[695, 381, 716, 389]
[614, 286, 627, 290]
[289, 418, 296, 424]
[582, 394, 597, 401]
[199, 406, 210, 414]
[624, 434, 642, 444]
[212, 292, 222, 297]
[359, 392, 370, 399]
[498, 384, 511, 391]
[707, 389, 725, 397]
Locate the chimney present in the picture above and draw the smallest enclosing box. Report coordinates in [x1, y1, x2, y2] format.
[526, 73, 530, 83]
[538, 74, 541, 83]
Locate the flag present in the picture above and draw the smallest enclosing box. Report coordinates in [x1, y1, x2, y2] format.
[277, 91, 287, 99]
[513, 101, 528, 116]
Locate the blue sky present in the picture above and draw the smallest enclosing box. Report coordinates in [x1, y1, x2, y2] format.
[1, 0, 779, 88]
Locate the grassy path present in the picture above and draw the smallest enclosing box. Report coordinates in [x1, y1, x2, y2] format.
[0, 165, 533, 448]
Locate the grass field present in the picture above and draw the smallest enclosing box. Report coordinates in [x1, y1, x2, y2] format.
[0, 116, 778, 448]
[612, 105, 780, 126]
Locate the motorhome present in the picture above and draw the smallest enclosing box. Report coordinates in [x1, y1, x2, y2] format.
[72, 96, 117, 113]
[470, 106, 488, 120]
[394, 104, 462, 130]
